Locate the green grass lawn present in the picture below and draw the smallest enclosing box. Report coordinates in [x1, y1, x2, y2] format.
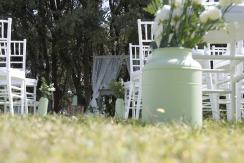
[1, 115, 244, 163]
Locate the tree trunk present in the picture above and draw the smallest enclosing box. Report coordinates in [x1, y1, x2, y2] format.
[51, 36, 62, 113]
[83, 40, 92, 109]
[72, 72, 85, 106]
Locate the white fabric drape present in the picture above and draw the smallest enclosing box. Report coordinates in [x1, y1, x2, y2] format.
[90, 57, 123, 109]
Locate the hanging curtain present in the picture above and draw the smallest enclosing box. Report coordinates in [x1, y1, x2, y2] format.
[89, 56, 123, 109]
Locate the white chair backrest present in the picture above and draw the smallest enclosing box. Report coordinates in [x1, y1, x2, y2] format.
[129, 43, 153, 75]
[135, 19, 154, 76]
[129, 44, 141, 75]
[210, 44, 229, 56]
[0, 41, 7, 68]
[0, 39, 26, 71]
[137, 19, 154, 46]
[10, 40, 26, 71]
[0, 18, 11, 41]
[0, 18, 12, 69]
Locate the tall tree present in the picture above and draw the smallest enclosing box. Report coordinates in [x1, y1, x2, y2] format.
[107, 0, 152, 55]
[0, 0, 105, 112]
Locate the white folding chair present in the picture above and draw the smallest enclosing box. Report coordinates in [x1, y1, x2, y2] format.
[124, 44, 142, 119]
[193, 45, 229, 120]
[124, 42, 152, 119]
[0, 18, 30, 115]
[0, 18, 23, 114]
[137, 19, 154, 47]
[25, 78, 37, 114]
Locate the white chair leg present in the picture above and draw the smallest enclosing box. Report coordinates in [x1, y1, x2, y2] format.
[236, 82, 242, 120]
[7, 76, 14, 115]
[33, 86, 37, 114]
[4, 91, 7, 113]
[125, 82, 133, 119]
[226, 94, 232, 121]
[131, 84, 137, 119]
[4, 103, 7, 113]
[211, 94, 220, 120]
[20, 80, 25, 115]
[25, 99, 28, 114]
[135, 85, 142, 119]
[33, 102, 36, 114]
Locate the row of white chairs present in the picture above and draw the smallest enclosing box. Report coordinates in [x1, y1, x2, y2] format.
[0, 18, 37, 115]
[124, 18, 244, 121]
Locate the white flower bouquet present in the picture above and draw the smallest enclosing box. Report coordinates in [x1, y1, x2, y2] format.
[144, 0, 241, 49]
[39, 78, 56, 99]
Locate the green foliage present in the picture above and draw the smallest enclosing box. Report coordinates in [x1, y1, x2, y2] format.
[39, 78, 55, 99]
[109, 79, 125, 99]
[0, 0, 106, 111]
[144, 0, 233, 49]
[107, 0, 152, 55]
[144, 0, 162, 15]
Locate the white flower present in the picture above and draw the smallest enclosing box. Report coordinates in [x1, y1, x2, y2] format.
[155, 35, 162, 48]
[172, 7, 183, 18]
[48, 87, 56, 92]
[152, 22, 157, 32]
[200, 6, 222, 23]
[153, 5, 171, 47]
[152, 22, 163, 47]
[154, 5, 171, 23]
[200, 11, 208, 23]
[208, 6, 222, 20]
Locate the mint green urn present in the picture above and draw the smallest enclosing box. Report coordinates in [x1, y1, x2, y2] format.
[37, 97, 49, 116]
[115, 98, 125, 119]
[142, 48, 202, 127]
